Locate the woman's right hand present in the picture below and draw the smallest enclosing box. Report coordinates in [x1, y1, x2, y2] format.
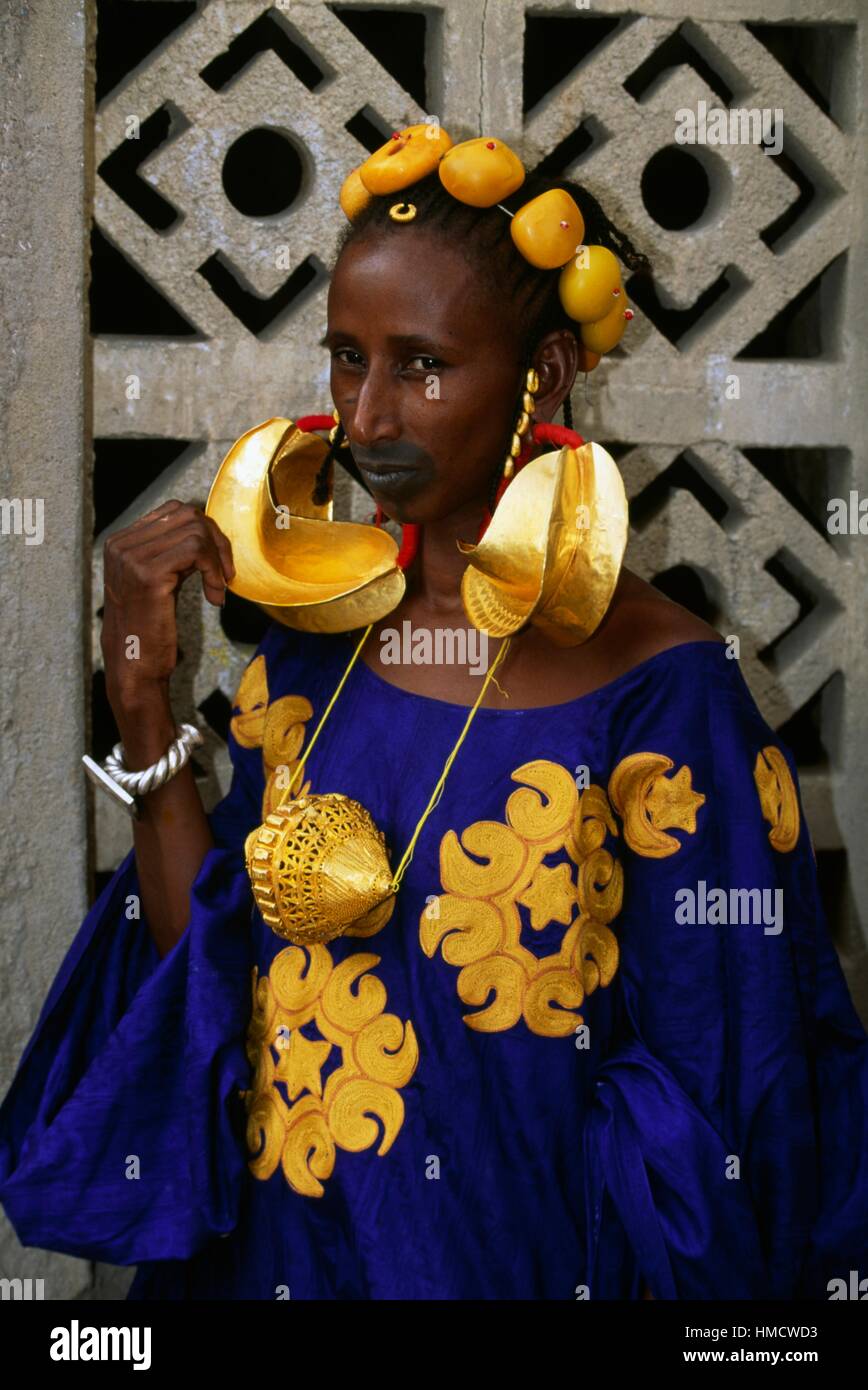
[98, 502, 237, 957]
[101, 500, 235, 714]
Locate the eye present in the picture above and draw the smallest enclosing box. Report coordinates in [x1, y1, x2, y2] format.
[332, 348, 364, 368]
[407, 355, 441, 372]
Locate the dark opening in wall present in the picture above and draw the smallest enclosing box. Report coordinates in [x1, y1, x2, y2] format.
[90, 226, 201, 336]
[776, 672, 842, 769]
[623, 24, 734, 106]
[93, 439, 192, 537]
[746, 23, 856, 129]
[630, 452, 730, 531]
[329, 6, 428, 109]
[651, 565, 720, 625]
[742, 448, 849, 544]
[523, 14, 623, 116]
[641, 147, 710, 230]
[737, 254, 847, 360]
[626, 266, 738, 349]
[196, 251, 325, 337]
[97, 105, 183, 232]
[200, 8, 328, 92]
[95, 0, 198, 104]
[532, 123, 597, 180]
[221, 127, 305, 218]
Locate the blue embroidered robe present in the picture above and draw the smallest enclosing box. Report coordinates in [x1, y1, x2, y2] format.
[0, 629, 866, 1299]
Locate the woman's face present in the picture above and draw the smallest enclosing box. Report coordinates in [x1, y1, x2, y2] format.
[323, 227, 529, 526]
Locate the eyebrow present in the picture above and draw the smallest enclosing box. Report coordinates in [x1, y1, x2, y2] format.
[319, 329, 453, 354]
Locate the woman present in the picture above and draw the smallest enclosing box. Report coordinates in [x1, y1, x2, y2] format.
[1, 139, 866, 1301]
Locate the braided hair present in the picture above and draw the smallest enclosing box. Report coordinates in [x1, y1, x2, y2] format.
[316, 165, 651, 505]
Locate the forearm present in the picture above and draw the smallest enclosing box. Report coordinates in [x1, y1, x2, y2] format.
[112, 683, 215, 959]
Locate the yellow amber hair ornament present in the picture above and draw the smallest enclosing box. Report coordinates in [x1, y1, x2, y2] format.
[340, 126, 635, 370]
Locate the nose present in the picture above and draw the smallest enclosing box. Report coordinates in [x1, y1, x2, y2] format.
[341, 357, 401, 450]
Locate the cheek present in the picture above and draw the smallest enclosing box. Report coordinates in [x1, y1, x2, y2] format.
[419, 402, 507, 501]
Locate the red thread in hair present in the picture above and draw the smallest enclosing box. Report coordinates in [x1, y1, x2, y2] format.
[475, 422, 585, 541]
[296, 414, 336, 432]
[396, 523, 420, 570]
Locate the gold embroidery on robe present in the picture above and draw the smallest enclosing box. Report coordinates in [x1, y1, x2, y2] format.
[420, 760, 622, 1037]
[754, 745, 800, 852]
[230, 655, 314, 818]
[242, 925, 418, 1197]
[229, 654, 269, 748]
[608, 752, 705, 858]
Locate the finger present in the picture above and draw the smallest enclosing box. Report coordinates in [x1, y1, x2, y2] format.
[111, 503, 203, 554]
[124, 498, 186, 534]
[203, 515, 236, 581]
[156, 530, 228, 607]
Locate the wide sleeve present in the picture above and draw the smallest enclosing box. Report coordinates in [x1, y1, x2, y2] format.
[584, 652, 868, 1300]
[0, 640, 273, 1265]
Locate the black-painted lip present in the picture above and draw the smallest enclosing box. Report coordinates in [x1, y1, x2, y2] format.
[358, 463, 414, 473]
[356, 463, 421, 481]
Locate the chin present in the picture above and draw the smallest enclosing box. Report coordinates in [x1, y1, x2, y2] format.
[368, 489, 435, 528]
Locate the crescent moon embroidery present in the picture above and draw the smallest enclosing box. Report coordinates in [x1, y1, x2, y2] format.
[608, 752, 706, 858]
[753, 745, 800, 853]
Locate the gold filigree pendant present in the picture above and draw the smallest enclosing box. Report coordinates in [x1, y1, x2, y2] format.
[244, 792, 395, 945]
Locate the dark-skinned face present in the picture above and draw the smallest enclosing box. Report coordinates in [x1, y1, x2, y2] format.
[322, 227, 527, 526]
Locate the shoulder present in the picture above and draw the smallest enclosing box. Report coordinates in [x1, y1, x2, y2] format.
[598, 569, 726, 671]
[552, 566, 731, 714]
[588, 571, 781, 777]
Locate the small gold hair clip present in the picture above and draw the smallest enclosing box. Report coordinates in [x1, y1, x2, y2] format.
[388, 201, 417, 222]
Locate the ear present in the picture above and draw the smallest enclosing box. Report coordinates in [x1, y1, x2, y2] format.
[530, 330, 579, 424]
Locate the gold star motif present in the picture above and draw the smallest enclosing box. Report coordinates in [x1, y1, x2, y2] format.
[518, 861, 577, 931]
[646, 765, 705, 834]
[275, 1028, 331, 1101]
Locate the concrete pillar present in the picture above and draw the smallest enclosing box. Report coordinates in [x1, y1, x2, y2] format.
[0, 0, 94, 1297]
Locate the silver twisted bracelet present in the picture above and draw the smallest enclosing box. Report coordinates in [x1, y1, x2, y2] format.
[82, 722, 204, 818]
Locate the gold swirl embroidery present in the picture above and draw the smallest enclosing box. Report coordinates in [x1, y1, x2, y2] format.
[242, 938, 418, 1197]
[229, 656, 314, 818]
[754, 745, 800, 852]
[229, 654, 269, 748]
[608, 752, 705, 858]
[261, 695, 314, 817]
[421, 759, 622, 1038]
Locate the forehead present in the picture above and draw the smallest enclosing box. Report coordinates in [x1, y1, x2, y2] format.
[328, 227, 510, 348]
